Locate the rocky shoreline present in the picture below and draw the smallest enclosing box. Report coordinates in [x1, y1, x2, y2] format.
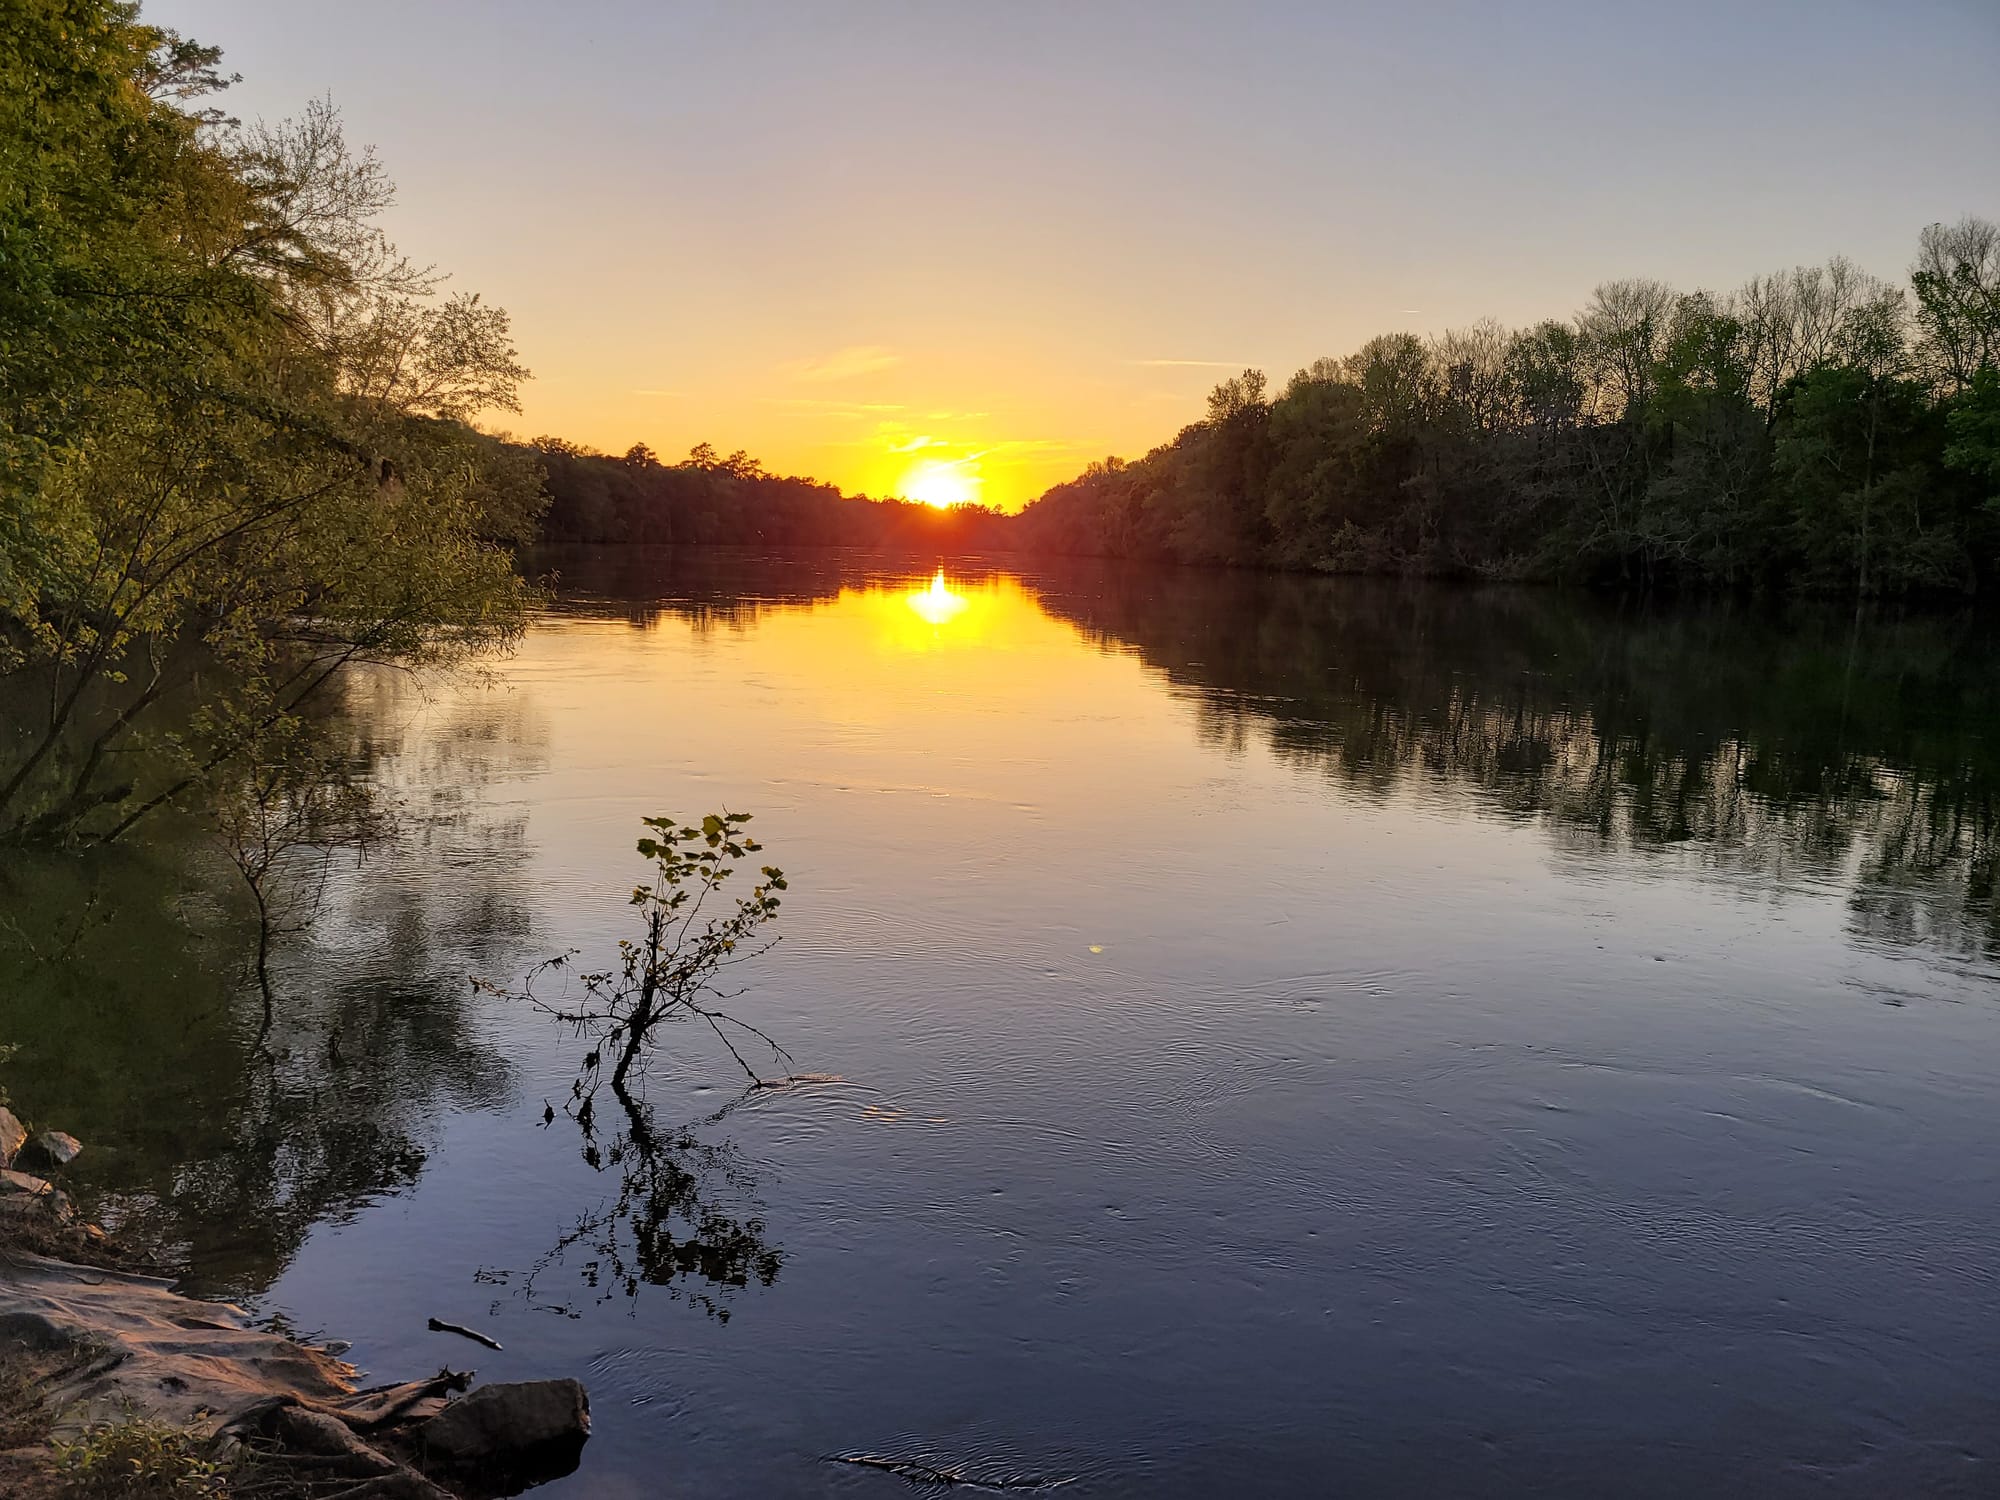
[0, 1109, 589, 1498]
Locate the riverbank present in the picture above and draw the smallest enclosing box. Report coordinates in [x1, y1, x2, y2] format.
[0, 1123, 589, 1499]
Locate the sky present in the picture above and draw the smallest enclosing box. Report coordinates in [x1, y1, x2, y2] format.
[162, 0, 2000, 511]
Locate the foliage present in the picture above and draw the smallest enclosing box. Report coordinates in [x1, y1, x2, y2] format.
[50, 1416, 226, 1499]
[486, 813, 793, 1320]
[1944, 367, 2000, 509]
[0, 2, 541, 846]
[498, 814, 791, 1097]
[1015, 219, 2000, 597]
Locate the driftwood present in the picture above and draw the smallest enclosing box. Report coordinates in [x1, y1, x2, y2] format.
[426, 1316, 503, 1351]
[219, 1369, 473, 1442]
[216, 1381, 472, 1500]
[827, 1453, 1071, 1491]
[833, 1454, 970, 1485]
[336, 1369, 476, 1430]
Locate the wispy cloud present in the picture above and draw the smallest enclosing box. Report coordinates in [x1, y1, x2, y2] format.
[1132, 358, 1253, 369]
[758, 397, 907, 418]
[966, 438, 1080, 458]
[836, 422, 1082, 468]
[782, 344, 902, 383]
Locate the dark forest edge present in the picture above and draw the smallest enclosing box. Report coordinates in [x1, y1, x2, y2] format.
[535, 220, 2000, 597]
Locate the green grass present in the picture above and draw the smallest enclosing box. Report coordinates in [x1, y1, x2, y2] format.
[49, 1415, 226, 1499]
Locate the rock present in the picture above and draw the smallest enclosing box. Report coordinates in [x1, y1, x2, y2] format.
[0, 1106, 24, 1168]
[417, 1379, 590, 1489]
[0, 1249, 358, 1436]
[0, 1168, 68, 1214]
[0, 1197, 62, 1232]
[16, 1130, 82, 1173]
[0, 1169, 77, 1244]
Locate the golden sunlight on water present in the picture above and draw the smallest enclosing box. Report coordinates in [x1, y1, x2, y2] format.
[529, 566, 1169, 816]
[904, 568, 970, 628]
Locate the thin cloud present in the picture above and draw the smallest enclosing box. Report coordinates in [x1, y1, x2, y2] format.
[967, 438, 1080, 458]
[782, 344, 902, 382]
[758, 397, 907, 416]
[837, 420, 1080, 464]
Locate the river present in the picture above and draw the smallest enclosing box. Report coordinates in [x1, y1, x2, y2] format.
[7, 548, 1998, 1497]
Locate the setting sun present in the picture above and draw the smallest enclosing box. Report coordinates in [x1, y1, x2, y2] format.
[902, 461, 976, 510]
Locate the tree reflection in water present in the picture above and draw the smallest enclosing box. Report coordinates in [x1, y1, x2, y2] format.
[518, 1080, 782, 1321]
[0, 670, 541, 1300]
[543, 547, 2000, 958]
[495, 813, 792, 1319]
[1018, 566, 2000, 959]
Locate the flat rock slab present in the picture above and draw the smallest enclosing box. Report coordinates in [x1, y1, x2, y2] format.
[0, 1248, 355, 1434]
[0, 1250, 588, 1494]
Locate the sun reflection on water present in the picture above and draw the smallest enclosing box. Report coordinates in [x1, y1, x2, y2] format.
[905, 568, 968, 626]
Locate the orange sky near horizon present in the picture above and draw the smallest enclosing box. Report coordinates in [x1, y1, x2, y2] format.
[512, 336, 1235, 512]
[159, 1, 2000, 516]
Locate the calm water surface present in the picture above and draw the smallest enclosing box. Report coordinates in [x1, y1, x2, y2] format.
[17, 550, 2000, 1497]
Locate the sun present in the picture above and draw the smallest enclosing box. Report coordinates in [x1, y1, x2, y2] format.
[902, 460, 975, 509]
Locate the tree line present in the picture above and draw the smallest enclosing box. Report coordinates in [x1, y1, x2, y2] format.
[535, 225, 2000, 596]
[1014, 227, 2000, 595]
[531, 439, 1008, 551]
